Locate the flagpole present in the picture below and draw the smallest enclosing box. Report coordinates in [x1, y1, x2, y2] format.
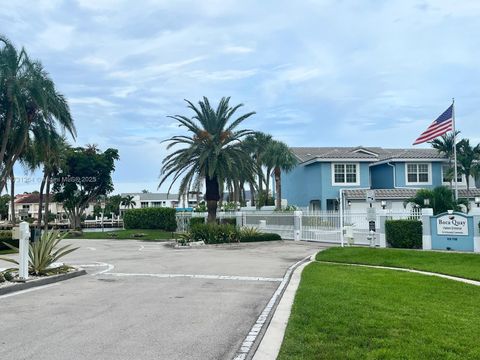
[452, 98, 458, 201]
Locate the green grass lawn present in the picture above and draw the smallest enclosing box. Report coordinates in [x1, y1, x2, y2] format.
[278, 263, 480, 360]
[66, 229, 177, 241]
[316, 247, 480, 281]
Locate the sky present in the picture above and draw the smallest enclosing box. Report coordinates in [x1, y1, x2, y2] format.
[3, 0, 480, 194]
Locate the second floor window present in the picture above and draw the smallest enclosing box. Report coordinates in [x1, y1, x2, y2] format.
[407, 163, 430, 184]
[333, 163, 358, 185]
[140, 202, 149, 208]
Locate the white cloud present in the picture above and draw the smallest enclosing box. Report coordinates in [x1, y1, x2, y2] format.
[186, 69, 258, 81]
[37, 23, 75, 51]
[223, 45, 254, 54]
[69, 97, 116, 107]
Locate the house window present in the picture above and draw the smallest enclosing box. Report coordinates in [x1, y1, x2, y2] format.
[406, 163, 430, 184]
[442, 164, 463, 183]
[332, 163, 359, 185]
[151, 202, 162, 207]
[141, 202, 149, 208]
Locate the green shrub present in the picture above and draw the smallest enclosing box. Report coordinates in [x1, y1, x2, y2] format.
[190, 217, 205, 227]
[385, 220, 422, 249]
[240, 233, 282, 242]
[124, 208, 176, 231]
[219, 218, 236, 226]
[190, 223, 240, 244]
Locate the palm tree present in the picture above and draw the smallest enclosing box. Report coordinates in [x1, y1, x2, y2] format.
[430, 131, 460, 186]
[243, 132, 273, 207]
[456, 139, 480, 199]
[121, 195, 136, 209]
[159, 97, 256, 222]
[0, 36, 76, 193]
[263, 140, 298, 210]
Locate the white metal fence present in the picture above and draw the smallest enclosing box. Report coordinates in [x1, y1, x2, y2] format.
[176, 208, 422, 245]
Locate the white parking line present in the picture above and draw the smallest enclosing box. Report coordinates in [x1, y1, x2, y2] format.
[0, 283, 59, 300]
[100, 272, 283, 282]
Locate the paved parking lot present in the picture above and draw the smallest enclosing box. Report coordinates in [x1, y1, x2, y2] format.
[0, 239, 326, 360]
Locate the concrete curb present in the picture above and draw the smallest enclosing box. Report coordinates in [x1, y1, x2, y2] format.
[0, 269, 87, 296]
[232, 254, 314, 360]
[251, 255, 314, 360]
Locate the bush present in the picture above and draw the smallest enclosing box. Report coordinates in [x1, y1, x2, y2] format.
[190, 217, 205, 227]
[385, 220, 422, 249]
[219, 218, 236, 226]
[190, 223, 240, 244]
[124, 208, 176, 231]
[0, 230, 17, 251]
[240, 233, 282, 242]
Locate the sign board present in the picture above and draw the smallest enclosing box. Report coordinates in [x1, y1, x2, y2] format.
[367, 207, 377, 221]
[436, 214, 468, 236]
[18, 208, 29, 216]
[430, 212, 474, 252]
[366, 190, 375, 203]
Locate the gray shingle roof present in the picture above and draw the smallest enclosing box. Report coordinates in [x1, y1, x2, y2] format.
[344, 188, 480, 200]
[291, 147, 446, 164]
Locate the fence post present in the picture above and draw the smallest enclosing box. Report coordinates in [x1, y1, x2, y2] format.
[470, 207, 480, 253]
[235, 211, 243, 228]
[18, 221, 30, 281]
[378, 209, 387, 248]
[421, 208, 433, 250]
[293, 210, 302, 241]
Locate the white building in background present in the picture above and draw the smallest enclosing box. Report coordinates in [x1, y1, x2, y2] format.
[119, 192, 201, 213]
[8, 193, 96, 222]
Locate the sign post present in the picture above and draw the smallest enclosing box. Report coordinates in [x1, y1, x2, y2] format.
[18, 221, 30, 280]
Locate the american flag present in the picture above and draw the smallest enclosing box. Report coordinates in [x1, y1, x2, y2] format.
[413, 105, 453, 145]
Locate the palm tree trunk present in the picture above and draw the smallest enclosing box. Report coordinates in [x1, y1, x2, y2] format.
[205, 176, 220, 223]
[274, 167, 282, 211]
[249, 181, 256, 206]
[44, 174, 51, 230]
[38, 171, 47, 229]
[10, 169, 15, 224]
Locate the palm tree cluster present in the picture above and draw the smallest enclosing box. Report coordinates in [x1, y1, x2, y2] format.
[0, 36, 76, 226]
[430, 132, 480, 200]
[159, 97, 297, 222]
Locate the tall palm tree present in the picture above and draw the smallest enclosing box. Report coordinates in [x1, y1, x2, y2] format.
[243, 132, 273, 207]
[263, 140, 298, 210]
[0, 36, 76, 193]
[430, 131, 460, 186]
[121, 195, 136, 209]
[159, 97, 256, 222]
[456, 139, 480, 199]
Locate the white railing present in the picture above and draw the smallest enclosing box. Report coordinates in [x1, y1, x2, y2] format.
[175, 208, 423, 245]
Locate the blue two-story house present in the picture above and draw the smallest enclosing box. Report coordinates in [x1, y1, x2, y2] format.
[282, 146, 479, 211]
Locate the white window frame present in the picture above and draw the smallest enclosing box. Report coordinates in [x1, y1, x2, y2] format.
[405, 163, 432, 185]
[331, 163, 360, 186]
[441, 164, 466, 186]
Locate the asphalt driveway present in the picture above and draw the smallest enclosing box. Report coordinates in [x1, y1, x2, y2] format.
[0, 239, 326, 360]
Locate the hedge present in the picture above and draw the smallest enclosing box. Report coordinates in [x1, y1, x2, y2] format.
[240, 233, 281, 242]
[0, 230, 17, 251]
[123, 208, 176, 231]
[190, 217, 205, 227]
[385, 219, 422, 249]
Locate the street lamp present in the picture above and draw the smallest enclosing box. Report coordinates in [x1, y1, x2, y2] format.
[423, 198, 430, 207]
[475, 197, 480, 208]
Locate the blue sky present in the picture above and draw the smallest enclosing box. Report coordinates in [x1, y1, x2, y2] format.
[3, 0, 480, 194]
